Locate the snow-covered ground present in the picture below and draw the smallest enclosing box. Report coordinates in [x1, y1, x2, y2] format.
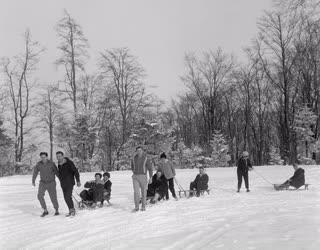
[0, 165, 319, 250]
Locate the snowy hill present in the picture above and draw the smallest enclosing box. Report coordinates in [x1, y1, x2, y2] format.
[0, 165, 319, 250]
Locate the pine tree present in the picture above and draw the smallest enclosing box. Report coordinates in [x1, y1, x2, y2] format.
[0, 119, 14, 176]
[268, 146, 284, 165]
[118, 119, 176, 170]
[210, 130, 230, 168]
[293, 105, 317, 157]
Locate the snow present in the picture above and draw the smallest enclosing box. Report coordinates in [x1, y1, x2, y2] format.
[0, 165, 320, 250]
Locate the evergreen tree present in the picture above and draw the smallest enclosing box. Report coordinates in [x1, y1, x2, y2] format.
[0, 119, 14, 176]
[268, 146, 284, 165]
[210, 130, 230, 168]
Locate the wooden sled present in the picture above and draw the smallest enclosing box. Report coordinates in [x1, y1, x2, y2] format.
[274, 184, 310, 191]
[178, 189, 210, 198]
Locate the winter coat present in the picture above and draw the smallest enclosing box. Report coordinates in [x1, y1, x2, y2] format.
[32, 160, 59, 184]
[131, 154, 153, 177]
[237, 157, 252, 172]
[192, 174, 209, 191]
[158, 160, 176, 179]
[58, 158, 80, 188]
[103, 180, 112, 200]
[147, 174, 168, 198]
[290, 168, 305, 189]
[84, 180, 105, 202]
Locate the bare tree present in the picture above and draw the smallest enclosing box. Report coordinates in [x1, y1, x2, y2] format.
[99, 47, 147, 144]
[55, 10, 89, 116]
[36, 84, 62, 160]
[1, 29, 44, 164]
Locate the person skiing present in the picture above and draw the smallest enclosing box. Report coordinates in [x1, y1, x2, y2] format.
[131, 146, 153, 212]
[189, 167, 209, 197]
[158, 152, 177, 200]
[80, 173, 105, 208]
[102, 172, 112, 205]
[274, 163, 305, 190]
[32, 152, 60, 217]
[237, 151, 253, 192]
[147, 169, 168, 204]
[56, 151, 81, 217]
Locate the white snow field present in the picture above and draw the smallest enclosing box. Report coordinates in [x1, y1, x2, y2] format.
[0, 165, 319, 250]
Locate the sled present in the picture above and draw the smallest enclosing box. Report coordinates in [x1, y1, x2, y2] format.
[73, 193, 111, 210]
[178, 189, 210, 198]
[273, 183, 310, 191]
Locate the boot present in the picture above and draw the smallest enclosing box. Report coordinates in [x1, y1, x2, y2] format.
[40, 210, 49, 217]
[54, 210, 60, 216]
[66, 208, 76, 217]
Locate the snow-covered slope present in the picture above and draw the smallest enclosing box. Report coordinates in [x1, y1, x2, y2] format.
[0, 165, 319, 250]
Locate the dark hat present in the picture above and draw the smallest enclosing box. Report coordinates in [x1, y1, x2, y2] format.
[103, 172, 110, 178]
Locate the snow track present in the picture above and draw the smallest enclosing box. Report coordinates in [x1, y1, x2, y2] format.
[0, 165, 319, 250]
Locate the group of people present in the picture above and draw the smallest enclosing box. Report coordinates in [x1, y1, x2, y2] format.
[32, 151, 80, 217]
[32, 147, 306, 217]
[236, 151, 306, 192]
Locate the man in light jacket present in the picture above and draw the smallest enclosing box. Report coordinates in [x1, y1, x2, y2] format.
[158, 152, 177, 200]
[131, 146, 153, 212]
[32, 152, 60, 217]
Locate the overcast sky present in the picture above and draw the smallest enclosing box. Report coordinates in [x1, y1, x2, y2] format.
[0, 0, 271, 103]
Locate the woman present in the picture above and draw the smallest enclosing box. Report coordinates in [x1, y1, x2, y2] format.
[147, 169, 168, 204]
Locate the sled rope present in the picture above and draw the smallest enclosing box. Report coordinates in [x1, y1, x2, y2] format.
[174, 178, 186, 192]
[252, 169, 274, 185]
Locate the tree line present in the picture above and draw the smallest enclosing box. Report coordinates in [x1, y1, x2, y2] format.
[1, 0, 320, 176]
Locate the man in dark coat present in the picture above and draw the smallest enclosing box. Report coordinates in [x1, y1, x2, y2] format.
[189, 167, 209, 197]
[237, 151, 253, 192]
[32, 152, 60, 217]
[275, 163, 305, 190]
[56, 151, 81, 217]
[147, 169, 168, 203]
[80, 173, 105, 207]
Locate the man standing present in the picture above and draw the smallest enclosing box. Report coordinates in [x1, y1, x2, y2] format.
[32, 152, 60, 217]
[237, 151, 253, 192]
[56, 151, 81, 217]
[158, 152, 177, 200]
[131, 146, 153, 212]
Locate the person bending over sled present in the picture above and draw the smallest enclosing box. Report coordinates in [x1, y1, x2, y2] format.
[102, 172, 112, 204]
[80, 173, 105, 208]
[146, 169, 168, 204]
[274, 163, 305, 191]
[189, 167, 209, 197]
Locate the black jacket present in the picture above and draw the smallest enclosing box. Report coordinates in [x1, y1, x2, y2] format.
[147, 174, 168, 198]
[104, 180, 112, 194]
[58, 158, 80, 188]
[237, 157, 252, 172]
[192, 173, 209, 190]
[290, 168, 305, 188]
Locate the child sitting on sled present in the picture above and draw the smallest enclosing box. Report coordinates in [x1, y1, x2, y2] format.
[274, 163, 305, 190]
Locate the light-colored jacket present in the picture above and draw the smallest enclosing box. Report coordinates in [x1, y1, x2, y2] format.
[158, 159, 176, 179]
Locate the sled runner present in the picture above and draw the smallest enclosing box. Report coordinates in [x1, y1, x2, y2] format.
[178, 189, 210, 198]
[73, 193, 111, 210]
[273, 183, 310, 191]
